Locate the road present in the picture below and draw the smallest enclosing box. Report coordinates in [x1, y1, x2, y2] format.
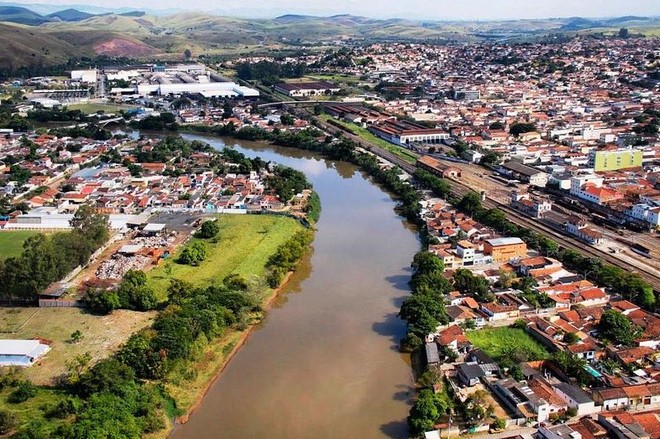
[303, 110, 660, 294]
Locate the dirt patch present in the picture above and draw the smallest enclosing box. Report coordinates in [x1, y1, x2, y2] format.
[94, 38, 158, 57]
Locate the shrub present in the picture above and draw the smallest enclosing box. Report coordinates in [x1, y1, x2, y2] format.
[0, 409, 17, 434]
[8, 381, 37, 403]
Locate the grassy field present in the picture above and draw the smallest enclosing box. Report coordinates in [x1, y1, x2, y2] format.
[66, 102, 137, 115]
[0, 231, 41, 261]
[465, 327, 550, 362]
[319, 114, 419, 164]
[0, 385, 67, 432]
[0, 307, 155, 385]
[147, 215, 304, 300]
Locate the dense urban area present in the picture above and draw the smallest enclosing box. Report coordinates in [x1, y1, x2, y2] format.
[0, 10, 659, 439]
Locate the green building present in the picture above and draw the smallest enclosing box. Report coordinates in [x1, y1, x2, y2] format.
[588, 148, 643, 172]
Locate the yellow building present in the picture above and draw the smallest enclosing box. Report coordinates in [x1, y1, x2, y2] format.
[484, 237, 527, 263]
[589, 148, 642, 172]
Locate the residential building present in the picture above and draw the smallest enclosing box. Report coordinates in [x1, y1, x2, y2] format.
[588, 148, 643, 172]
[483, 237, 527, 263]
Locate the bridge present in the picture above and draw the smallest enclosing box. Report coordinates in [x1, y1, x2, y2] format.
[98, 117, 124, 127]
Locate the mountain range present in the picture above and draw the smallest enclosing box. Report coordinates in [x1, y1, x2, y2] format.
[0, 4, 658, 74]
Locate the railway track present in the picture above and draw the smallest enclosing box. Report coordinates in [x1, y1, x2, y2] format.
[305, 110, 660, 293]
[449, 179, 660, 294]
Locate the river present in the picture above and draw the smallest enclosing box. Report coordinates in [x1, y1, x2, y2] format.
[169, 134, 420, 439]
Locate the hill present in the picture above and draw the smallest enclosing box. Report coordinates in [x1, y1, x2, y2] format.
[0, 22, 78, 71]
[2, 8, 660, 73]
[46, 8, 95, 22]
[0, 5, 48, 25]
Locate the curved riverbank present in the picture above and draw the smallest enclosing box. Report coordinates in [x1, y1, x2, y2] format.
[167, 134, 418, 439]
[172, 269, 297, 426]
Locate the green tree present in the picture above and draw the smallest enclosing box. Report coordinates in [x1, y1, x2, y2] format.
[197, 220, 220, 239]
[598, 310, 641, 347]
[408, 389, 448, 435]
[457, 192, 483, 216]
[178, 241, 208, 266]
[412, 251, 445, 273]
[84, 288, 120, 315]
[117, 330, 164, 379]
[509, 122, 537, 136]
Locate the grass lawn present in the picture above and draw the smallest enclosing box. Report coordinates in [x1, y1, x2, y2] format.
[147, 214, 304, 300]
[66, 102, 137, 115]
[0, 307, 156, 385]
[0, 386, 68, 432]
[0, 231, 41, 261]
[319, 114, 420, 164]
[465, 327, 550, 362]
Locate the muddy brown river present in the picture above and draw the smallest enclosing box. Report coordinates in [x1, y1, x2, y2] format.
[169, 135, 419, 439]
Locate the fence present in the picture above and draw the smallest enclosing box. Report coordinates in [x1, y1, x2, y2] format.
[38, 299, 84, 308]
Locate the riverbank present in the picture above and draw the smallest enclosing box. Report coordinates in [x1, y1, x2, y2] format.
[149, 269, 298, 439]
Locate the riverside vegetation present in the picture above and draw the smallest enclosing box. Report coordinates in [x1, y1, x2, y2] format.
[0, 139, 317, 438]
[177, 118, 655, 438]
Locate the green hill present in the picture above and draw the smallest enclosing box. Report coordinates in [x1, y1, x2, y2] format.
[46, 8, 95, 22]
[0, 6, 49, 25]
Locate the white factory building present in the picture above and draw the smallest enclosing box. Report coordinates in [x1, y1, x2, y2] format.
[134, 81, 259, 98]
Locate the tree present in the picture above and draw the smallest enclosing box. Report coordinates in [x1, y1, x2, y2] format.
[563, 332, 580, 345]
[509, 122, 537, 137]
[70, 204, 110, 247]
[464, 390, 494, 425]
[197, 221, 220, 239]
[184, 49, 192, 60]
[117, 330, 164, 379]
[412, 251, 444, 273]
[490, 417, 506, 431]
[84, 288, 120, 315]
[598, 310, 641, 347]
[408, 389, 449, 435]
[178, 241, 208, 266]
[457, 192, 483, 216]
[166, 278, 195, 305]
[8, 381, 37, 403]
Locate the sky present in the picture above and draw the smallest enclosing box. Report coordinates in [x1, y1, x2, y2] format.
[14, 0, 660, 20]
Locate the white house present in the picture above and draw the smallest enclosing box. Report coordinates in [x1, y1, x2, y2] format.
[553, 382, 600, 416]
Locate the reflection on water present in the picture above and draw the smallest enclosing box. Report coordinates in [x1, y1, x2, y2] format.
[167, 134, 419, 439]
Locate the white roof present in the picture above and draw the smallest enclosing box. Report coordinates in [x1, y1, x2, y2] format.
[486, 237, 525, 247]
[424, 432, 441, 439]
[119, 244, 143, 254]
[143, 223, 166, 232]
[0, 340, 49, 358]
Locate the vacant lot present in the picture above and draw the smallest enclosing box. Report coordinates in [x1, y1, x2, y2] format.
[147, 214, 303, 300]
[0, 231, 40, 261]
[66, 102, 137, 115]
[465, 327, 550, 362]
[0, 307, 155, 385]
